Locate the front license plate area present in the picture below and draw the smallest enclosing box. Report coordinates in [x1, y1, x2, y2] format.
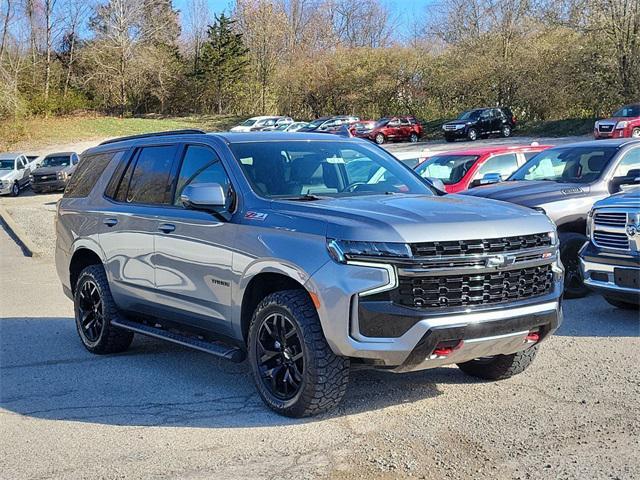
[614, 268, 640, 289]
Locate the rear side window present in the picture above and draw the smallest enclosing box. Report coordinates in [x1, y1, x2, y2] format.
[64, 151, 120, 198]
[111, 145, 177, 204]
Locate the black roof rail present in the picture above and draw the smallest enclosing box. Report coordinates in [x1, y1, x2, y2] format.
[99, 129, 206, 146]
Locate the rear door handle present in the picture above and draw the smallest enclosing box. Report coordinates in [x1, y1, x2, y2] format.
[158, 223, 176, 234]
[103, 218, 118, 227]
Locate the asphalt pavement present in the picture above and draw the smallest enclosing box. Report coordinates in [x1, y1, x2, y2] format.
[1, 222, 639, 480]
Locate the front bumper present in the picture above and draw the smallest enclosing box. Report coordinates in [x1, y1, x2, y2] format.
[580, 246, 640, 305]
[0, 183, 13, 195]
[31, 179, 67, 191]
[308, 258, 563, 372]
[443, 127, 468, 138]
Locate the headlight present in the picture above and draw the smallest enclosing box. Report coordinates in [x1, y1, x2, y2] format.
[29, 175, 34, 181]
[327, 239, 412, 263]
[594, 121, 600, 128]
[57, 171, 68, 180]
[548, 231, 558, 246]
[457, 124, 465, 129]
[615, 121, 628, 130]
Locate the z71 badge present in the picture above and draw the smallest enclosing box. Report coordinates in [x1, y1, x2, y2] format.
[245, 211, 268, 221]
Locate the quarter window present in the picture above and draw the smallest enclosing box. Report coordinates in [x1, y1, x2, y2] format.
[65, 151, 121, 198]
[174, 145, 231, 206]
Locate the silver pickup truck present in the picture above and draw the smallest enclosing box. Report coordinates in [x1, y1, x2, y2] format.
[55, 130, 563, 416]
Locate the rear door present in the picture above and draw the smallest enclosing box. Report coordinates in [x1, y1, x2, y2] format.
[386, 118, 401, 139]
[98, 144, 180, 313]
[152, 143, 236, 335]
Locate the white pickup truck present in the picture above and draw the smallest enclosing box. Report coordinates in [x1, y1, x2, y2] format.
[0, 152, 36, 196]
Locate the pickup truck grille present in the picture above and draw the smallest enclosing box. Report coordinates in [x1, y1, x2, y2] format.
[593, 211, 626, 227]
[395, 264, 554, 309]
[593, 231, 629, 250]
[411, 233, 551, 257]
[32, 174, 56, 183]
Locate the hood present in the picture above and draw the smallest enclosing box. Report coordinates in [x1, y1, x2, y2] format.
[34, 166, 67, 175]
[444, 120, 473, 126]
[594, 187, 640, 209]
[230, 126, 251, 132]
[462, 180, 591, 208]
[269, 194, 554, 243]
[0, 171, 14, 181]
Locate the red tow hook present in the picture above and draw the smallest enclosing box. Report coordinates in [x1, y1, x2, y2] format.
[525, 331, 540, 343]
[432, 340, 464, 358]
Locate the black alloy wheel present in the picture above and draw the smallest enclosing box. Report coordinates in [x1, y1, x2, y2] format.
[77, 279, 105, 343]
[256, 312, 305, 400]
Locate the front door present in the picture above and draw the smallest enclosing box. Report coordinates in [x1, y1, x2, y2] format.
[153, 144, 236, 336]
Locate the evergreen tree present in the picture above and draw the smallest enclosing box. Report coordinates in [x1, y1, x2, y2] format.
[201, 14, 249, 114]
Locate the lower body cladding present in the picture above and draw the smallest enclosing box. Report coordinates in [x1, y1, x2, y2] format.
[580, 246, 640, 305]
[309, 259, 563, 373]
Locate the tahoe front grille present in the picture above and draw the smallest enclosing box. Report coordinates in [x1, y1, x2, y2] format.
[411, 233, 552, 258]
[394, 264, 554, 309]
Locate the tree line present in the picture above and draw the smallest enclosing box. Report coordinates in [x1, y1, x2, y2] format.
[0, 0, 638, 122]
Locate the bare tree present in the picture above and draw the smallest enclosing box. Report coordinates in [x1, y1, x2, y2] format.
[60, 0, 92, 98]
[329, 0, 392, 48]
[0, 0, 12, 60]
[43, 0, 60, 102]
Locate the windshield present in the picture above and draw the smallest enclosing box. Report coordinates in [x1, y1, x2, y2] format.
[0, 159, 14, 170]
[229, 141, 433, 198]
[309, 118, 328, 128]
[374, 118, 390, 128]
[458, 110, 480, 121]
[42, 156, 71, 167]
[415, 155, 479, 184]
[241, 119, 258, 126]
[613, 105, 640, 117]
[509, 146, 617, 183]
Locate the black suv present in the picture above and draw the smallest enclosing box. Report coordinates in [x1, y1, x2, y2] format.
[442, 108, 516, 142]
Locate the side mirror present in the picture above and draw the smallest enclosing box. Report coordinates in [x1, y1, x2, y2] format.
[427, 177, 446, 193]
[609, 169, 640, 193]
[181, 183, 227, 211]
[471, 172, 502, 188]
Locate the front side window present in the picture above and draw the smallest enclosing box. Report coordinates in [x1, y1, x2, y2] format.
[613, 148, 640, 177]
[415, 154, 479, 185]
[118, 145, 177, 204]
[174, 145, 231, 206]
[474, 153, 519, 180]
[241, 119, 258, 126]
[509, 146, 617, 184]
[229, 140, 433, 198]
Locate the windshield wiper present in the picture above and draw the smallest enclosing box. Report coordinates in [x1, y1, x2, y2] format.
[282, 194, 326, 201]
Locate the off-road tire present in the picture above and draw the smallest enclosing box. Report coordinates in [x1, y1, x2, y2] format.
[74, 265, 134, 354]
[604, 296, 639, 310]
[559, 232, 589, 299]
[467, 128, 478, 141]
[457, 345, 539, 380]
[375, 133, 385, 145]
[248, 290, 350, 417]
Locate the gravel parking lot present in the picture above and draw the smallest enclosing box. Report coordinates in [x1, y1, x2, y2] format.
[1, 134, 638, 480]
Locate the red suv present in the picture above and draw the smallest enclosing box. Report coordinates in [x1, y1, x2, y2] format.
[414, 144, 552, 193]
[594, 103, 640, 139]
[354, 116, 423, 144]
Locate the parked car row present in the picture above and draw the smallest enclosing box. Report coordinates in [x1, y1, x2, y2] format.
[0, 151, 79, 196]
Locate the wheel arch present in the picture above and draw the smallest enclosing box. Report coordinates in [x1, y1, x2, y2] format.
[69, 247, 104, 295]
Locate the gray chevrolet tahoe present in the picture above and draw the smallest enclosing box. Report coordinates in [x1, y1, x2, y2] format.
[464, 139, 640, 298]
[55, 130, 563, 417]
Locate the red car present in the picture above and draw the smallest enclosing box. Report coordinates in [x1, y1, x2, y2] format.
[594, 103, 640, 139]
[354, 116, 423, 144]
[414, 144, 552, 193]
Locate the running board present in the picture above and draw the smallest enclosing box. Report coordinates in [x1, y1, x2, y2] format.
[111, 318, 246, 363]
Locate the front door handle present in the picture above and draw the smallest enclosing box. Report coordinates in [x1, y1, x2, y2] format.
[103, 218, 118, 227]
[158, 223, 176, 234]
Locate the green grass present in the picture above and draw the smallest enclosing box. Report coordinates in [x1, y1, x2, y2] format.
[0, 114, 244, 151]
[514, 118, 595, 137]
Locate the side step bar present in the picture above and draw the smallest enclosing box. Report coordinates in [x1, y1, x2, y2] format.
[111, 317, 246, 363]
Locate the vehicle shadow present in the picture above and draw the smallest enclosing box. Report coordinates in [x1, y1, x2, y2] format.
[555, 295, 639, 338]
[0, 317, 459, 428]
